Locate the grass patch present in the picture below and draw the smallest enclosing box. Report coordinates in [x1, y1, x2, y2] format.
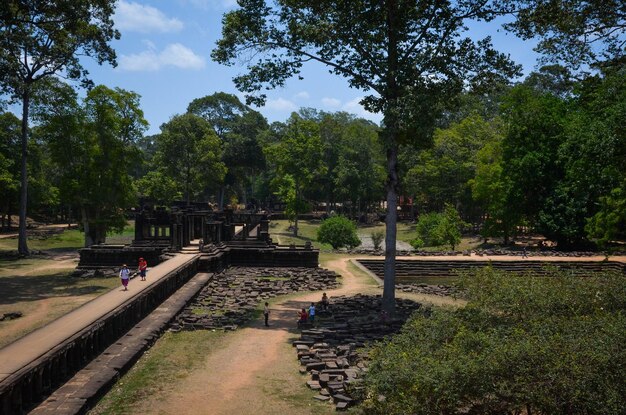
[90, 330, 227, 415]
[271, 219, 418, 250]
[346, 260, 380, 287]
[0, 229, 84, 252]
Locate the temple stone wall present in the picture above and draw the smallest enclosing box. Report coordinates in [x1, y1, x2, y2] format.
[0, 257, 199, 414]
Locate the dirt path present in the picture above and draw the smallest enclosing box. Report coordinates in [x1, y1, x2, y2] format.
[133, 258, 382, 415]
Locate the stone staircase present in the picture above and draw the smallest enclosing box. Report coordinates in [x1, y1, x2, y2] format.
[357, 259, 625, 281]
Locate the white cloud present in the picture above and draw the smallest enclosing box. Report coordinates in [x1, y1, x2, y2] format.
[293, 91, 310, 100]
[321, 97, 342, 108]
[342, 97, 383, 124]
[115, 1, 184, 33]
[119, 43, 205, 71]
[184, 0, 238, 10]
[264, 97, 297, 112]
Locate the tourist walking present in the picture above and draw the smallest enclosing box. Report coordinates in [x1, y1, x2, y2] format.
[308, 302, 316, 323]
[119, 264, 130, 291]
[263, 302, 270, 327]
[138, 257, 148, 281]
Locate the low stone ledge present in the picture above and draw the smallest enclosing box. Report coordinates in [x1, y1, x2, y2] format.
[28, 272, 213, 415]
[0, 257, 199, 415]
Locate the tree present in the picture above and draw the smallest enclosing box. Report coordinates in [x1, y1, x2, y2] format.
[34, 82, 147, 246]
[154, 113, 226, 205]
[135, 170, 182, 206]
[504, 0, 625, 69]
[404, 114, 501, 216]
[411, 204, 466, 250]
[586, 181, 626, 247]
[317, 215, 361, 249]
[0, 0, 119, 254]
[0, 112, 20, 230]
[213, 0, 520, 314]
[363, 268, 626, 415]
[499, 84, 567, 239]
[188, 92, 268, 208]
[264, 113, 326, 236]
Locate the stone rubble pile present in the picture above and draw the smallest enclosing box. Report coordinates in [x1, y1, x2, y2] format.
[295, 294, 424, 411]
[171, 266, 340, 331]
[396, 283, 460, 296]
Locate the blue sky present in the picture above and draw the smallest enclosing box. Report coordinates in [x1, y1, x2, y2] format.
[79, 0, 541, 135]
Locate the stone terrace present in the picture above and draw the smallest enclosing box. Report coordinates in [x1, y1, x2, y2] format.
[171, 266, 340, 331]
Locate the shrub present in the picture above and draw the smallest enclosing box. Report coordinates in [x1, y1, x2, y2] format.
[413, 212, 444, 248]
[371, 231, 384, 250]
[412, 204, 466, 250]
[362, 268, 626, 415]
[317, 215, 361, 249]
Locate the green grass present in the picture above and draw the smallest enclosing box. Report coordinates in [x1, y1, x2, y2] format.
[90, 330, 227, 415]
[270, 219, 416, 250]
[0, 229, 84, 252]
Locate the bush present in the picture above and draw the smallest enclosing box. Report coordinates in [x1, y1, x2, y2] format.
[371, 231, 384, 250]
[412, 212, 444, 248]
[411, 204, 466, 250]
[317, 215, 361, 249]
[362, 268, 626, 415]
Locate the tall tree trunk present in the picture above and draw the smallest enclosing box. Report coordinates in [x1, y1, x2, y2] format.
[383, 142, 399, 316]
[382, 0, 399, 315]
[18, 88, 30, 255]
[293, 183, 299, 237]
[81, 206, 94, 247]
[218, 185, 225, 210]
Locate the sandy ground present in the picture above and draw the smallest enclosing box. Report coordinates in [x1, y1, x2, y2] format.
[128, 257, 465, 415]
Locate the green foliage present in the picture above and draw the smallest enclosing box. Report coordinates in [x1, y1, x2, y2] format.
[412, 212, 444, 248]
[214, 0, 520, 313]
[0, 0, 119, 254]
[154, 113, 226, 204]
[317, 216, 361, 249]
[503, 0, 625, 69]
[371, 231, 384, 250]
[264, 113, 326, 235]
[34, 82, 146, 246]
[404, 114, 502, 214]
[412, 204, 466, 250]
[586, 181, 626, 246]
[363, 268, 626, 415]
[187, 92, 268, 207]
[135, 171, 182, 206]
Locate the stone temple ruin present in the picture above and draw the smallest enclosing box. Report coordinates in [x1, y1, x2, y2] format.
[75, 204, 319, 276]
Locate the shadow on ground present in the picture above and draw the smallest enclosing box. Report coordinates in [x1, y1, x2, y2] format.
[0, 272, 108, 305]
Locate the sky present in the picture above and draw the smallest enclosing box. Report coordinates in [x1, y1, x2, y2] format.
[77, 1, 540, 135]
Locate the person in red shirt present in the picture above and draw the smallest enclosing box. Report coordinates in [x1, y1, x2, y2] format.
[138, 257, 148, 281]
[297, 308, 308, 328]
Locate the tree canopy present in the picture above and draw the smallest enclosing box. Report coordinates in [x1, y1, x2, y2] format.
[213, 0, 520, 313]
[0, 0, 119, 254]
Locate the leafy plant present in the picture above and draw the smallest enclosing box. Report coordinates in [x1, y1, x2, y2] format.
[317, 215, 361, 250]
[371, 231, 384, 250]
[362, 268, 626, 415]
